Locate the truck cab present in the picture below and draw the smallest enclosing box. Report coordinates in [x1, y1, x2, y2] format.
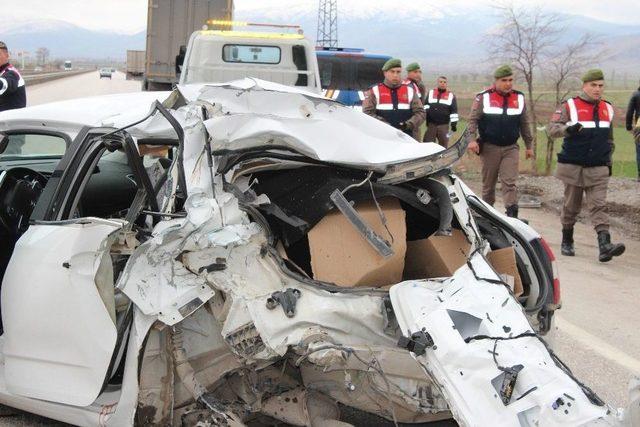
[179, 22, 321, 93]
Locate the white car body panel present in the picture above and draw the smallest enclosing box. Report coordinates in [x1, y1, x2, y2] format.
[1, 221, 121, 406]
[0, 82, 635, 426]
[389, 254, 611, 427]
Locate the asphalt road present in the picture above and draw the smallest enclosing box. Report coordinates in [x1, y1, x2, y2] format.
[520, 204, 640, 408]
[26, 70, 142, 107]
[1, 73, 638, 425]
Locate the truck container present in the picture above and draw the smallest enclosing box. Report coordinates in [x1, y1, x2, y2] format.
[126, 50, 146, 80]
[144, 0, 233, 91]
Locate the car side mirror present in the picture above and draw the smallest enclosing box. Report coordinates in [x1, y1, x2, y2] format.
[0, 134, 8, 155]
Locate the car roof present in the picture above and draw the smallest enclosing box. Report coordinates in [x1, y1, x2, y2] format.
[0, 91, 170, 136]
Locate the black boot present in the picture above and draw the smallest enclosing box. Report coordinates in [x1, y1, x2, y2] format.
[561, 228, 575, 256]
[505, 205, 519, 218]
[597, 230, 625, 262]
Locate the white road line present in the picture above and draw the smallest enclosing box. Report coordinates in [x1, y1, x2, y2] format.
[556, 316, 640, 374]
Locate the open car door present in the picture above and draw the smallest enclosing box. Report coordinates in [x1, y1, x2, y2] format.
[1, 102, 184, 406]
[0, 126, 135, 406]
[2, 218, 122, 406]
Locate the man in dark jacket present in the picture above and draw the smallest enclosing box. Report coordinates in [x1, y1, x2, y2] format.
[547, 69, 625, 262]
[0, 41, 27, 112]
[625, 81, 640, 180]
[423, 76, 458, 147]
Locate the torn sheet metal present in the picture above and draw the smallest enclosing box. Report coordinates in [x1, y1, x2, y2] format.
[117, 190, 253, 326]
[390, 253, 614, 427]
[176, 80, 445, 169]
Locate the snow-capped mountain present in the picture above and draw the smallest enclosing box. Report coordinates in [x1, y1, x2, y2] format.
[1, 7, 638, 73]
[1, 19, 145, 60]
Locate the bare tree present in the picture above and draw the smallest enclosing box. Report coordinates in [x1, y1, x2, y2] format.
[35, 47, 50, 67]
[541, 34, 602, 174]
[486, 3, 563, 170]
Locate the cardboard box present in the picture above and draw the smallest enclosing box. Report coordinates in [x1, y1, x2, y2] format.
[404, 229, 471, 280]
[486, 247, 524, 297]
[308, 198, 406, 287]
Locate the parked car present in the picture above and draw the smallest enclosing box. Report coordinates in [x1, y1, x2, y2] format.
[0, 79, 634, 426]
[99, 68, 113, 79]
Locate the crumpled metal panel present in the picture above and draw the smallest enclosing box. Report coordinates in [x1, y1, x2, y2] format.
[176, 79, 444, 169]
[117, 190, 254, 326]
[390, 253, 612, 427]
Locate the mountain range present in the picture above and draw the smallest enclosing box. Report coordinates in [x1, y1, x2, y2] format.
[1, 9, 638, 74]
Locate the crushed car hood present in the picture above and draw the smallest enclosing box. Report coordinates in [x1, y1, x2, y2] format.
[177, 78, 446, 169]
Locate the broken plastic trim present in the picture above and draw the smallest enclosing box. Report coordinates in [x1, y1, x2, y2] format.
[329, 189, 394, 258]
[377, 127, 470, 185]
[397, 330, 435, 356]
[265, 288, 302, 318]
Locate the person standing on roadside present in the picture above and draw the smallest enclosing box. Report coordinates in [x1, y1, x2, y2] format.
[625, 80, 640, 181]
[423, 76, 459, 147]
[363, 58, 425, 140]
[467, 65, 534, 218]
[0, 41, 26, 112]
[547, 69, 625, 262]
[403, 62, 426, 104]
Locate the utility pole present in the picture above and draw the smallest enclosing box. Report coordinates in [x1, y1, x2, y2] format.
[316, 0, 338, 48]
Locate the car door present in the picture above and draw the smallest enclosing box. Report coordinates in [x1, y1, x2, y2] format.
[1, 128, 156, 406]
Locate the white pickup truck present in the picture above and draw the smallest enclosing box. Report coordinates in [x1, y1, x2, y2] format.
[179, 21, 321, 93]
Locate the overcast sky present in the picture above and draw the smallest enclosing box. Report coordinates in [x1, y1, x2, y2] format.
[3, 0, 639, 33]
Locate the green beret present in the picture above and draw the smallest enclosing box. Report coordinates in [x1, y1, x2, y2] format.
[581, 69, 605, 83]
[382, 58, 402, 72]
[494, 64, 513, 79]
[406, 62, 421, 72]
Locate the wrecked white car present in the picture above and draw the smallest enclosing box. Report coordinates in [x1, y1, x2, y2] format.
[0, 79, 634, 426]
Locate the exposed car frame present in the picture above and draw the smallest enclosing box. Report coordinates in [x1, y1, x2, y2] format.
[0, 80, 635, 427]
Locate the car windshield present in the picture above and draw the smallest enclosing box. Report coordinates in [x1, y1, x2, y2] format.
[0, 133, 67, 160]
[318, 55, 388, 91]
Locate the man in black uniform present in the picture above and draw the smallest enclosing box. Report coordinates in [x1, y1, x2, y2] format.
[423, 76, 458, 147]
[625, 80, 640, 180]
[0, 41, 27, 112]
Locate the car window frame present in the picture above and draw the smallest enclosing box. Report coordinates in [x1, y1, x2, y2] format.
[30, 127, 158, 224]
[0, 129, 71, 161]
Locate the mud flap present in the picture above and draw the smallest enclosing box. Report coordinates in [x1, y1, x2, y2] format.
[389, 253, 613, 427]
